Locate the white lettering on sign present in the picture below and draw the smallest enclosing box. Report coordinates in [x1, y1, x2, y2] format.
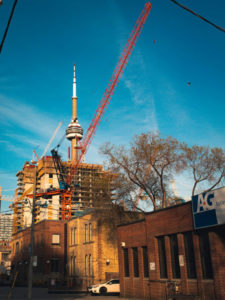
[197, 192, 215, 212]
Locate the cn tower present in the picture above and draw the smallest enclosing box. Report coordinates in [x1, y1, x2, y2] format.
[66, 65, 83, 162]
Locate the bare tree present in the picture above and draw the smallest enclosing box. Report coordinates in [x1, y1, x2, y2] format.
[181, 144, 225, 195]
[100, 132, 182, 211]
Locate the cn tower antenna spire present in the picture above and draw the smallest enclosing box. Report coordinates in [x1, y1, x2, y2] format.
[66, 65, 83, 162]
[73, 64, 77, 98]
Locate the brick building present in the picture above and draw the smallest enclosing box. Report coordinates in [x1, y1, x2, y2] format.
[10, 220, 65, 286]
[67, 210, 119, 291]
[117, 201, 225, 300]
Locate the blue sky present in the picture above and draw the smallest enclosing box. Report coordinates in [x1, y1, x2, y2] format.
[0, 0, 225, 211]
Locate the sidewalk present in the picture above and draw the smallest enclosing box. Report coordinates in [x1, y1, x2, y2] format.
[0, 286, 135, 300]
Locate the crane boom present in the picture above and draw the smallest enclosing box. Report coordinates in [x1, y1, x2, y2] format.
[41, 121, 63, 159]
[67, 2, 152, 186]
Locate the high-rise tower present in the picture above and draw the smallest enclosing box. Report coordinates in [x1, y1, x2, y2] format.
[66, 65, 83, 162]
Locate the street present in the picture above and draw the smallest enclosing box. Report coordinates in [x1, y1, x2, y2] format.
[0, 287, 136, 300]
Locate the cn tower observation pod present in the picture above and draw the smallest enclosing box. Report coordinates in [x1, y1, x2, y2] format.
[66, 119, 83, 141]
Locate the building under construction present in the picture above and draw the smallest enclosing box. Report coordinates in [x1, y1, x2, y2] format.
[12, 67, 113, 234]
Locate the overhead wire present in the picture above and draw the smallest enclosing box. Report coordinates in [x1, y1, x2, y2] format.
[0, 0, 18, 53]
[169, 0, 225, 33]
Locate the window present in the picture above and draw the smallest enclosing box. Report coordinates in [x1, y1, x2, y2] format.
[110, 279, 120, 284]
[157, 236, 168, 278]
[89, 223, 92, 242]
[85, 224, 88, 243]
[52, 234, 60, 245]
[123, 248, 129, 277]
[89, 254, 92, 276]
[2, 253, 9, 261]
[199, 232, 213, 279]
[74, 227, 77, 244]
[85, 255, 88, 276]
[16, 242, 19, 254]
[70, 256, 73, 275]
[73, 256, 76, 276]
[51, 259, 60, 273]
[170, 234, 180, 278]
[71, 228, 73, 245]
[49, 174, 53, 178]
[142, 246, 149, 278]
[132, 247, 139, 277]
[184, 232, 196, 278]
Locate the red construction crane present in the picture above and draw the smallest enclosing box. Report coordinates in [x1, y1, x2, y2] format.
[59, 2, 152, 220]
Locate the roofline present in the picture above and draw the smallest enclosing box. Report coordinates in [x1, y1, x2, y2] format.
[117, 218, 145, 228]
[145, 200, 191, 216]
[117, 201, 191, 227]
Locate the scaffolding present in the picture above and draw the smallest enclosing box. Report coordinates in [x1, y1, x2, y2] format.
[13, 157, 113, 233]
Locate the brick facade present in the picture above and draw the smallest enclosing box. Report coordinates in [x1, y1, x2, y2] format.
[117, 202, 225, 299]
[67, 211, 119, 291]
[10, 220, 65, 286]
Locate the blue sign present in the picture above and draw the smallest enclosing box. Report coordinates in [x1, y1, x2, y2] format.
[192, 187, 225, 229]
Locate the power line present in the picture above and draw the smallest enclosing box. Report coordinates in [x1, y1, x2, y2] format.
[169, 0, 225, 34]
[0, 0, 18, 53]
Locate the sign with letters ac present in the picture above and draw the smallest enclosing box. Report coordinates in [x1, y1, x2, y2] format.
[192, 187, 225, 229]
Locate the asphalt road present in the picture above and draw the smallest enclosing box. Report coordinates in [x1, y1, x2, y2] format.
[0, 287, 136, 300]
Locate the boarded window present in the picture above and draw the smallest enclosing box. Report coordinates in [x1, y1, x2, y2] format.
[52, 234, 60, 245]
[157, 236, 168, 278]
[142, 246, 149, 278]
[123, 248, 129, 277]
[199, 232, 213, 279]
[184, 232, 196, 278]
[170, 234, 180, 278]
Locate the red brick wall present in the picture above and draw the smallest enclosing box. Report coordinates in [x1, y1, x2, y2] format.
[117, 202, 225, 299]
[11, 220, 65, 285]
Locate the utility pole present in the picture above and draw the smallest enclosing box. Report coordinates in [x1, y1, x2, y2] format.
[27, 166, 37, 299]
